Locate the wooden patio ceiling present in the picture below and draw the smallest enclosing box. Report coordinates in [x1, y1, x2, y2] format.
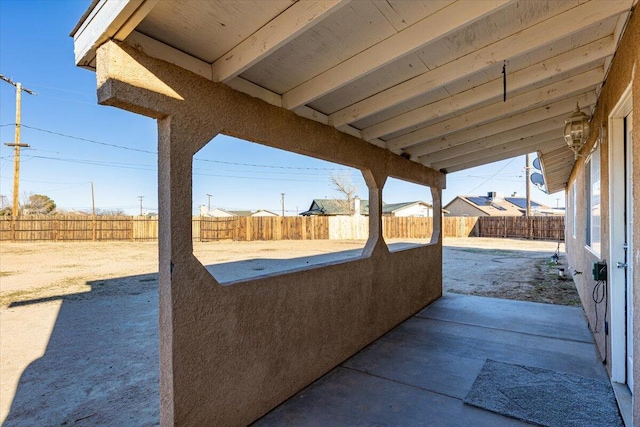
[72, 0, 636, 194]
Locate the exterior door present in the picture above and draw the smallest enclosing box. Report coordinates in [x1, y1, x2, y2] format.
[624, 111, 633, 390]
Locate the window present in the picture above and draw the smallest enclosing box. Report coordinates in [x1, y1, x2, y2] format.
[570, 183, 576, 238]
[585, 147, 601, 255]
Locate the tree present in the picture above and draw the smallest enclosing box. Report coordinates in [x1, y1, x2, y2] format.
[22, 194, 56, 215]
[329, 173, 359, 215]
[97, 208, 126, 216]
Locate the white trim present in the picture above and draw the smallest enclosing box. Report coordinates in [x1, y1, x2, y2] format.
[73, 0, 158, 67]
[608, 82, 632, 384]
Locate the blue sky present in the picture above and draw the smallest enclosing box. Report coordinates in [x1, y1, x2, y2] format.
[0, 0, 563, 215]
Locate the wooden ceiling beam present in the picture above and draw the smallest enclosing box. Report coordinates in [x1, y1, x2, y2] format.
[362, 36, 614, 141]
[212, 0, 351, 83]
[328, 0, 630, 128]
[387, 69, 603, 151]
[407, 92, 597, 157]
[432, 138, 563, 173]
[281, 0, 510, 110]
[430, 132, 558, 171]
[419, 116, 566, 165]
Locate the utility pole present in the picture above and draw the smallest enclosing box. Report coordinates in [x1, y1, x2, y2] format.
[525, 153, 531, 217]
[91, 182, 96, 216]
[91, 182, 97, 241]
[138, 196, 144, 216]
[1, 75, 36, 217]
[206, 194, 212, 213]
[281, 193, 285, 217]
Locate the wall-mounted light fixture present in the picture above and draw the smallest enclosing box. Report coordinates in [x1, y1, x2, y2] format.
[563, 103, 591, 159]
[597, 122, 607, 146]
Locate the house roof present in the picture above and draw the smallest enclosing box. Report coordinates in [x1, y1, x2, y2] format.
[73, 1, 636, 194]
[300, 199, 432, 216]
[383, 201, 431, 214]
[445, 195, 553, 216]
[300, 199, 368, 216]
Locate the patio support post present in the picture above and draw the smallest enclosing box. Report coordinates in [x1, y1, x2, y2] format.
[94, 40, 445, 426]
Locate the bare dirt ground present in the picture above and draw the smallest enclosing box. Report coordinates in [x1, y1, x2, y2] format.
[0, 238, 580, 426]
[443, 237, 580, 306]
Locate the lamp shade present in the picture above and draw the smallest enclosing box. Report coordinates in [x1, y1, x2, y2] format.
[563, 104, 590, 158]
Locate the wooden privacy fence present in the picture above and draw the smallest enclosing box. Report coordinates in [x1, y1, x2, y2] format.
[0, 215, 329, 242]
[0, 215, 562, 242]
[0, 215, 159, 242]
[476, 216, 565, 241]
[199, 216, 329, 241]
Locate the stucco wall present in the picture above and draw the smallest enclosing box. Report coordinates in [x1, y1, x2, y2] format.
[393, 203, 432, 217]
[565, 7, 639, 424]
[94, 41, 445, 426]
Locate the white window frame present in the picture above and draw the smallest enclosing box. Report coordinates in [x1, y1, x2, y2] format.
[570, 182, 576, 239]
[585, 146, 601, 256]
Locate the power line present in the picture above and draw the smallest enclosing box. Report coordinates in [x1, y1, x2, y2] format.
[21, 125, 156, 154]
[18, 154, 329, 182]
[19, 124, 353, 171]
[194, 157, 350, 171]
[466, 158, 517, 195]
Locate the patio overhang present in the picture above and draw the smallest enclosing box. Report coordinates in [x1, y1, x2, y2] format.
[71, 1, 638, 425]
[72, 0, 636, 193]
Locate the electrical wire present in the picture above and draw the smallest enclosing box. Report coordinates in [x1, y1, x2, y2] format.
[592, 279, 606, 333]
[21, 125, 157, 154]
[466, 158, 516, 194]
[19, 124, 352, 171]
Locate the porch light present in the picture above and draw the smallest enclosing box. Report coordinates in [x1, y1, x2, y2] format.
[563, 103, 591, 159]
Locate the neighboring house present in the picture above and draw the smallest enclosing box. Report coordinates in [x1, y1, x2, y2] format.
[444, 192, 561, 217]
[384, 201, 433, 217]
[300, 198, 433, 217]
[300, 197, 367, 216]
[199, 206, 236, 217]
[200, 206, 279, 217]
[243, 210, 278, 217]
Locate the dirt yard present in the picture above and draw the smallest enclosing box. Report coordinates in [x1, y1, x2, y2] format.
[0, 238, 580, 425]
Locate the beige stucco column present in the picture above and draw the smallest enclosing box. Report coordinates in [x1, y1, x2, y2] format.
[95, 40, 445, 426]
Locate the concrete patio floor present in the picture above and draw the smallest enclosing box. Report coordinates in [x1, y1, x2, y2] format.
[254, 293, 609, 426]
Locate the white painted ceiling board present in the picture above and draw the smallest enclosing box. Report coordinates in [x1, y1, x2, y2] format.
[240, 1, 396, 94]
[407, 92, 597, 157]
[136, 0, 292, 63]
[372, 0, 455, 31]
[348, 86, 452, 131]
[368, 56, 606, 143]
[308, 53, 428, 115]
[413, 0, 578, 71]
[386, 69, 603, 151]
[420, 120, 569, 165]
